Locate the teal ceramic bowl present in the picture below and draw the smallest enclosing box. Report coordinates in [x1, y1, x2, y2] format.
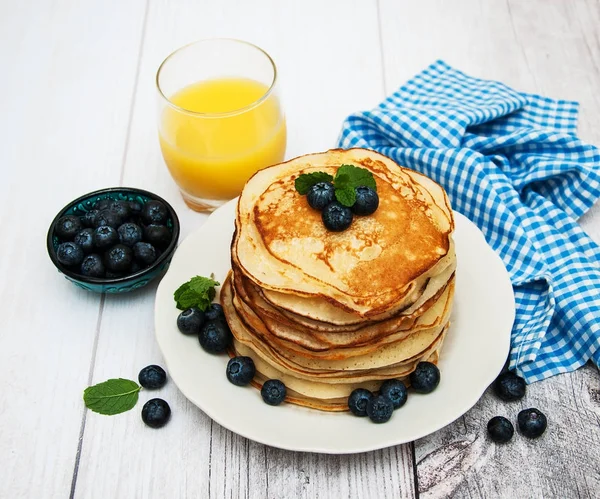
[47, 187, 180, 293]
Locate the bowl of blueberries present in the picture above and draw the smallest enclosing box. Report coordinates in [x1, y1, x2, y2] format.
[47, 187, 180, 293]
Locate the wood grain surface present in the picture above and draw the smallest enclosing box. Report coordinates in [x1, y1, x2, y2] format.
[1, 0, 599, 498]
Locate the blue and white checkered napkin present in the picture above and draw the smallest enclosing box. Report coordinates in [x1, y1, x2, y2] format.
[338, 60, 600, 383]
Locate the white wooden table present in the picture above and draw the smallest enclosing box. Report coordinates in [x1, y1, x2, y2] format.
[2, 1, 599, 497]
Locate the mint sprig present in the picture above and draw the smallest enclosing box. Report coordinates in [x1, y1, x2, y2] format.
[174, 275, 220, 311]
[83, 378, 141, 415]
[294, 164, 377, 207]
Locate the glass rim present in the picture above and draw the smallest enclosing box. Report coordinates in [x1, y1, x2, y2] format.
[155, 38, 278, 118]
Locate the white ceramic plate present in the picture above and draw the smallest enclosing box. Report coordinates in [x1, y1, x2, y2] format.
[155, 199, 515, 454]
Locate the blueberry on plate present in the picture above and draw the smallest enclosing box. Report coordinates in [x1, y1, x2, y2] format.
[226, 356, 256, 386]
[56, 242, 85, 267]
[493, 371, 526, 401]
[118, 222, 143, 248]
[80, 254, 105, 278]
[199, 319, 233, 353]
[348, 388, 373, 417]
[307, 182, 335, 210]
[352, 186, 379, 216]
[142, 200, 169, 225]
[366, 394, 394, 423]
[177, 308, 205, 335]
[487, 416, 514, 443]
[518, 408, 547, 438]
[74, 228, 94, 254]
[93, 226, 119, 250]
[133, 242, 157, 266]
[94, 209, 123, 229]
[141, 398, 171, 428]
[409, 362, 440, 394]
[138, 365, 167, 389]
[143, 224, 171, 249]
[379, 379, 408, 409]
[205, 303, 225, 322]
[104, 244, 134, 272]
[80, 209, 99, 228]
[55, 215, 82, 241]
[107, 199, 130, 221]
[322, 201, 353, 232]
[261, 379, 286, 406]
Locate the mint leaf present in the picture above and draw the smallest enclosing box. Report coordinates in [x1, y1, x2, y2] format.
[335, 187, 356, 207]
[83, 378, 141, 415]
[174, 276, 220, 311]
[294, 172, 334, 195]
[335, 164, 377, 191]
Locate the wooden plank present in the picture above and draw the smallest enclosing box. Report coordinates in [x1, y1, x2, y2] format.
[75, 1, 418, 498]
[0, 0, 147, 497]
[378, 0, 600, 497]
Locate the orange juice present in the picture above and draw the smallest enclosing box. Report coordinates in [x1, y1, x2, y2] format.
[158, 77, 286, 202]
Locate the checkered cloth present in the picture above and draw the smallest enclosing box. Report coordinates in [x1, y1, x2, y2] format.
[338, 60, 600, 383]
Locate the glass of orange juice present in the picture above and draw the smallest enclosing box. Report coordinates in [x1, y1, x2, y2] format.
[156, 39, 287, 212]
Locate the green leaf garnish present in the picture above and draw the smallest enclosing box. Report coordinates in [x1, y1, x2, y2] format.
[83, 378, 141, 415]
[335, 187, 357, 207]
[174, 275, 220, 311]
[335, 164, 377, 191]
[294, 172, 334, 195]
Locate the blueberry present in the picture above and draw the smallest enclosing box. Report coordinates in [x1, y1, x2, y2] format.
[56, 242, 85, 267]
[487, 416, 514, 443]
[199, 320, 232, 353]
[129, 201, 143, 216]
[93, 226, 119, 250]
[205, 303, 225, 321]
[307, 182, 335, 210]
[493, 371, 526, 401]
[138, 365, 167, 389]
[409, 362, 440, 394]
[130, 260, 142, 274]
[142, 200, 169, 225]
[177, 308, 205, 335]
[261, 379, 286, 406]
[352, 186, 379, 216]
[143, 224, 171, 249]
[118, 222, 143, 248]
[55, 215, 82, 241]
[379, 379, 408, 409]
[141, 398, 171, 428]
[107, 200, 130, 221]
[74, 228, 94, 254]
[133, 242, 157, 266]
[80, 254, 105, 278]
[226, 356, 256, 386]
[322, 201, 353, 232]
[518, 408, 547, 438]
[366, 394, 394, 423]
[104, 244, 134, 272]
[80, 209, 99, 228]
[348, 388, 373, 417]
[94, 209, 123, 228]
[93, 198, 112, 211]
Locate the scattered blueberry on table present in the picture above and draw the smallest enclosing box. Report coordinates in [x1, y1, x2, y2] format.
[493, 371, 526, 401]
[141, 398, 171, 428]
[487, 416, 514, 443]
[518, 408, 547, 438]
[138, 365, 168, 389]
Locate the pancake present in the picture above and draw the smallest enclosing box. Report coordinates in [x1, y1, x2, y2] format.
[233, 148, 454, 317]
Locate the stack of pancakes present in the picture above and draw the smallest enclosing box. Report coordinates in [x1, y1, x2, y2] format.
[221, 148, 456, 411]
